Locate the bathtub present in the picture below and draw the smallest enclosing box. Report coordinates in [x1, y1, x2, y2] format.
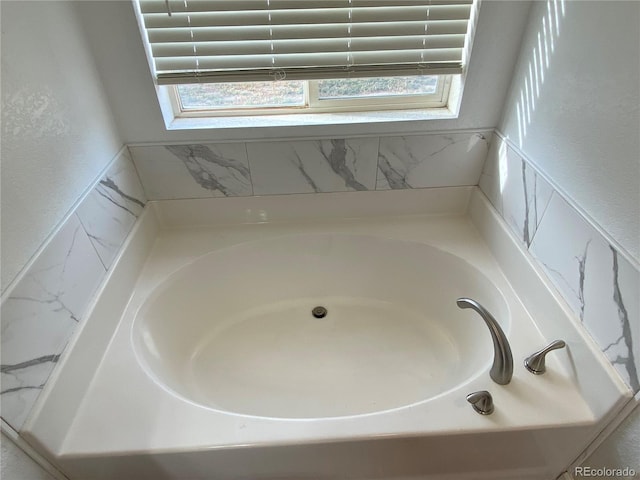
[23, 188, 628, 480]
[134, 233, 509, 420]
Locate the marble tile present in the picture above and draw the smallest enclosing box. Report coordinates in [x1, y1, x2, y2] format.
[501, 146, 553, 247]
[247, 138, 378, 195]
[1, 215, 106, 429]
[530, 193, 639, 391]
[582, 242, 639, 393]
[76, 150, 147, 269]
[376, 132, 490, 190]
[130, 143, 252, 200]
[478, 133, 507, 215]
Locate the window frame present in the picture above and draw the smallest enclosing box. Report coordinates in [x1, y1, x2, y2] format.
[133, 0, 479, 131]
[169, 75, 453, 119]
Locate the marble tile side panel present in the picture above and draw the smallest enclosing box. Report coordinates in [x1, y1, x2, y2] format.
[1, 215, 106, 429]
[530, 193, 639, 391]
[478, 133, 507, 215]
[501, 146, 553, 247]
[248, 138, 379, 195]
[76, 150, 147, 269]
[130, 144, 251, 200]
[376, 132, 490, 190]
[582, 242, 639, 393]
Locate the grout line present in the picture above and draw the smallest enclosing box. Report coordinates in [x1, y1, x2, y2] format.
[527, 190, 556, 250]
[373, 136, 381, 190]
[73, 211, 109, 272]
[127, 146, 154, 203]
[244, 141, 255, 197]
[126, 145, 150, 206]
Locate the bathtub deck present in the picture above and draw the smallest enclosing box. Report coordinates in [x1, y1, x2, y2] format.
[22, 188, 628, 480]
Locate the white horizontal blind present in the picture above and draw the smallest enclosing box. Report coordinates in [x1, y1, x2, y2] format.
[136, 0, 475, 84]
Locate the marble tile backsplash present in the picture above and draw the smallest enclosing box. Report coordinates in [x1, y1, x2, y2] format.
[131, 143, 252, 199]
[76, 150, 147, 269]
[377, 133, 489, 190]
[129, 131, 492, 200]
[480, 132, 640, 392]
[247, 138, 379, 195]
[1, 149, 147, 430]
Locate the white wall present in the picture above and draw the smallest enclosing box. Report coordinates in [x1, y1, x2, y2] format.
[0, 0, 123, 292]
[73, 1, 532, 143]
[579, 403, 640, 478]
[499, 1, 640, 262]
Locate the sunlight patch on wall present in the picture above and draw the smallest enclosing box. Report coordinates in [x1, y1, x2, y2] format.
[515, 0, 566, 148]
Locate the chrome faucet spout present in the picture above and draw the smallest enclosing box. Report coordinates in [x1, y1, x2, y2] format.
[456, 297, 513, 385]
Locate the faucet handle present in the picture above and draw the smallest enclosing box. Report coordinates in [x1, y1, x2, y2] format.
[524, 340, 566, 375]
[466, 390, 494, 415]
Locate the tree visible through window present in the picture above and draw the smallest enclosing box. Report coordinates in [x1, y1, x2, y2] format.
[317, 76, 437, 99]
[175, 76, 446, 114]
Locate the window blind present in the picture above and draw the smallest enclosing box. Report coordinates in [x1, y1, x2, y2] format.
[136, 0, 476, 84]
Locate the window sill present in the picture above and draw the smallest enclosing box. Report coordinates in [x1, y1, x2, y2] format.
[154, 76, 463, 140]
[164, 108, 457, 140]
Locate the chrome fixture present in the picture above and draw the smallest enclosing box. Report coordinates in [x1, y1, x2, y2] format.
[456, 298, 513, 385]
[524, 340, 566, 375]
[466, 391, 494, 415]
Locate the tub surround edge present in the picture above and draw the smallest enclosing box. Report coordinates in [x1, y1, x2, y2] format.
[21, 207, 159, 462]
[152, 186, 473, 229]
[18, 186, 629, 480]
[0, 149, 148, 432]
[468, 187, 630, 408]
[478, 132, 640, 394]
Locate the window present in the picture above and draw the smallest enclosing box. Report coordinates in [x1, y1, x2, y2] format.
[134, 1, 477, 121]
[172, 75, 450, 116]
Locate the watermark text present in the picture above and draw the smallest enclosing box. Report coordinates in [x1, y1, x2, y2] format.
[574, 466, 637, 478]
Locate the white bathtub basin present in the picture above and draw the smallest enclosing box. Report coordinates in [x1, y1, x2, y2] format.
[133, 234, 508, 418]
[24, 190, 626, 480]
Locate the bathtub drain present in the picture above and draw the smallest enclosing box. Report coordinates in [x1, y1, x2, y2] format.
[312, 306, 328, 319]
